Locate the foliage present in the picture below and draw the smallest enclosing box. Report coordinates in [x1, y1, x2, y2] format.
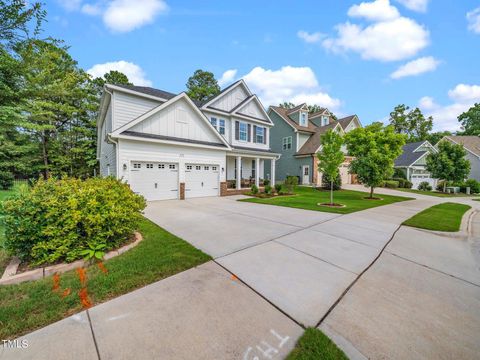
[383, 180, 399, 188]
[435, 180, 449, 192]
[2, 177, 146, 265]
[284, 176, 298, 194]
[458, 103, 480, 136]
[186, 69, 220, 102]
[404, 180, 413, 189]
[393, 168, 407, 179]
[278, 102, 336, 117]
[418, 181, 432, 191]
[263, 178, 270, 186]
[426, 141, 470, 192]
[250, 184, 258, 194]
[462, 179, 480, 194]
[264, 184, 272, 194]
[274, 183, 282, 194]
[79, 243, 106, 261]
[426, 131, 452, 145]
[317, 129, 344, 204]
[345, 122, 406, 198]
[321, 171, 342, 191]
[0, 171, 14, 190]
[287, 328, 348, 360]
[403, 203, 471, 232]
[389, 104, 433, 142]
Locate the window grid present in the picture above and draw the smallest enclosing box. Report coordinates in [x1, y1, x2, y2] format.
[282, 136, 292, 150]
[146, 163, 153, 169]
[239, 122, 247, 141]
[169, 164, 176, 169]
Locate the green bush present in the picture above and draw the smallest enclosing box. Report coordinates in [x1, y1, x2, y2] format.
[418, 181, 432, 191]
[274, 184, 282, 194]
[403, 180, 413, 189]
[393, 168, 407, 179]
[321, 170, 342, 191]
[0, 171, 14, 190]
[250, 184, 259, 194]
[262, 179, 270, 186]
[383, 180, 399, 188]
[464, 179, 480, 194]
[1, 177, 146, 265]
[284, 176, 298, 194]
[264, 185, 272, 195]
[436, 180, 450, 192]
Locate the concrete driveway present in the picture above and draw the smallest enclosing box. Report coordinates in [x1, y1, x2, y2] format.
[145, 195, 437, 327]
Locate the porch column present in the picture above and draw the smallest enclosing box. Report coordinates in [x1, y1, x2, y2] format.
[236, 156, 242, 190]
[255, 157, 260, 187]
[271, 158, 276, 185]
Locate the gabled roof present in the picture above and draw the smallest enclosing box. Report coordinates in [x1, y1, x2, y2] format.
[269, 106, 317, 133]
[443, 136, 480, 158]
[113, 84, 177, 101]
[309, 108, 328, 118]
[286, 103, 307, 115]
[394, 141, 430, 167]
[201, 79, 248, 109]
[296, 122, 341, 155]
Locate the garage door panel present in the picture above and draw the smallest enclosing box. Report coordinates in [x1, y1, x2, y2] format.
[185, 164, 219, 198]
[130, 162, 178, 201]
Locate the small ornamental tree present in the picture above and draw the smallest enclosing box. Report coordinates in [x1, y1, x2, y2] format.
[426, 141, 470, 192]
[317, 130, 344, 205]
[345, 123, 406, 199]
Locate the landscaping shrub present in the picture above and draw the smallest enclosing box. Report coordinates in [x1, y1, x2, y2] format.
[284, 176, 298, 194]
[1, 177, 146, 265]
[393, 168, 407, 179]
[0, 171, 14, 190]
[263, 179, 270, 186]
[464, 179, 480, 194]
[436, 180, 450, 192]
[403, 180, 413, 189]
[274, 183, 282, 194]
[250, 184, 259, 194]
[383, 180, 399, 188]
[321, 170, 342, 191]
[264, 185, 272, 195]
[418, 181, 432, 191]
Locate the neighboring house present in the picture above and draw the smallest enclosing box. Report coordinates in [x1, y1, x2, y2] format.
[267, 104, 361, 185]
[440, 136, 480, 181]
[97, 80, 279, 201]
[394, 140, 438, 189]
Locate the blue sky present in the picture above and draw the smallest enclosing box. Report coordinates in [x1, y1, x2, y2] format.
[47, 0, 479, 131]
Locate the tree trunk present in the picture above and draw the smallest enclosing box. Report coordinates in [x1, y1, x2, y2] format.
[370, 186, 374, 199]
[42, 132, 49, 180]
[443, 181, 446, 193]
[330, 180, 334, 205]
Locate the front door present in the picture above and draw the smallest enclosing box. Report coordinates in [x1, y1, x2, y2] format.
[302, 165, 310, 184]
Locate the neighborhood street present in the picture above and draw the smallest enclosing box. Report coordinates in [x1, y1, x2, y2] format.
[3, 189, 479, 359]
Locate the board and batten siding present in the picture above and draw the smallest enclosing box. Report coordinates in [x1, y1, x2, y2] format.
[99, 106, 117, 177]
[237, 99, 268, 121]
[118, 139, 227, 186]
[209, 85, 248, 112]
[113, 91, 161, 131]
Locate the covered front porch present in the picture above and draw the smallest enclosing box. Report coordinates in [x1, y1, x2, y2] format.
[225, 151, 278, 192]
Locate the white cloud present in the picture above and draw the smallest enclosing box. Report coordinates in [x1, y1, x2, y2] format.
[321, 0, 429, 62]
[297, 30, 325, 44]
[103, 0, 168, 32]
[467, 7, 480, 34]
[87, 60, 152, 86]
[57, 0, 82, 11]
[239, 66, 342, 110]
[418, 84, 480, 131]
[348, 0, 400, 21]
[395, 0, 429, 13]
[218, 69, 238, 87]
[390, 56, 440, 79]
[81, 3, 102, 16]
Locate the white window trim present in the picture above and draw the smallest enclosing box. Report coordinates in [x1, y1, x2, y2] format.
[218, 119, 225, 135]
[239, 122, 248, 142]
[255, 127, 264, 143]
[300, 112, 307, 127]
[282, 136, 292, 150]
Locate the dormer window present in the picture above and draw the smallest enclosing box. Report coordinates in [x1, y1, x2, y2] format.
[321, 116, 329, 126]
[300, 112, 308, 127]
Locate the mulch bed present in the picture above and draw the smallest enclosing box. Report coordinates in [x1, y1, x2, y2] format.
[317, 203, 346, 208]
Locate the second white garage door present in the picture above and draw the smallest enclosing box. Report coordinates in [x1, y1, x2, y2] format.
[129, 161, 179, 201]
[185, 164, 219, 198]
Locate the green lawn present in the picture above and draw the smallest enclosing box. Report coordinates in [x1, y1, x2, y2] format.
[287, 328, 349, 360]
[241, 187, 413, 214]
[0, 187, 18, 275]
[402, 202, 471, 232]
[0, 217, 211, 339]
[396, 188, 475, 198]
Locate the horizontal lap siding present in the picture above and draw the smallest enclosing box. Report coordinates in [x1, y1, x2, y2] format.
[113, 91, 161, 131]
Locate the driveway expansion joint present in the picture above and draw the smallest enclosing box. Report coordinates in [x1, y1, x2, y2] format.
[86, 310, 102, 360]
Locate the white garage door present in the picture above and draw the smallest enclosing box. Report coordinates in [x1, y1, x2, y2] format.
[411, 175, 436, 190]
[129, 161, 178, 201]
[185, 164, 219, 198]
[339, 163, 351, 184]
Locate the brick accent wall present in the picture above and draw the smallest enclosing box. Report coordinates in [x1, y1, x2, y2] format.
[220, 182, 227, 196]
[179, 183, 185, 200]
[312, 155, 319, 185]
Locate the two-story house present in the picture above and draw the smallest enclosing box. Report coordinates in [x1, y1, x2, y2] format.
[97, 79, 279, 201]
[267, 104, 361, 185]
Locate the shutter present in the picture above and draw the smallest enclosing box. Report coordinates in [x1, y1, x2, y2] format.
[235, 121, 239, 140]
[263, 127, 267, 144]
[253, 125, 257, 143]
[248, 124, 251, 142]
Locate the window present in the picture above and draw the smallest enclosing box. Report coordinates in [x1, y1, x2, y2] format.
[321, 116, 329, 126]
[146, 163, 153, 169]
[210, 117, 217, 127]
[282, 136, 292, 150]
[186, 165, 192, 170]
[212, 166, 217, 171]
[196, 165, 201, 170]
[158, 164, 165, 169]
[252, 159, 256, 178]
[255, 127, 264, 143]
[239, 122, 247, 141]
[218, 119, 225, 135]
[300, 112, 307, 126]
[169, 164, 176, 169]
[204, 166, 209, 170]
[133, 163, 141, 169]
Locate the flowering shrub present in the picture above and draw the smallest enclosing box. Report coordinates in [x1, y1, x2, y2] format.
[2, 177, 146, 265]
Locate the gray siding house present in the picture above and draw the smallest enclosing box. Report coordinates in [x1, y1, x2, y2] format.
[267, 104, 361, 185]
[441, 136, 480, 181]
[394, 140, 437, 189]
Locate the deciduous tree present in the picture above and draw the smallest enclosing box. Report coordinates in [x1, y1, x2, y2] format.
[317, 129, 344, 205]
[389, 104, 433, 142]
[458, 103, 480, 136]
[186, 69, 220, 102]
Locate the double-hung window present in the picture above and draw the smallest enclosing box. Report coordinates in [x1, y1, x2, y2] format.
[300, 112, 307, 126]
[210, 117, 217, 128]
[321, 116, 329, 126]
[239, 122, 247, 141]
[218, 119, 225, 135]
[282, 136, 292, 150]
[255, 127, 264, 143]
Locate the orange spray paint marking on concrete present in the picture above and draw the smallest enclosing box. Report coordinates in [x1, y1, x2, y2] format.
[231, 274, 238, 281]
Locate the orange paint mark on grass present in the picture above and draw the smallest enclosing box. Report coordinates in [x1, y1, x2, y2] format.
[97, 262, 108, 274]
[52, 273, 60, 292]
[76, 267, 87, 286]
[79, 288, 92, 309]
[61, 288, 71, 298]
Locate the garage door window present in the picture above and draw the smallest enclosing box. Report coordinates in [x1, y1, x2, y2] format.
[133, 163, 141, 169]
[169, 164, 176, 170]
[212, 166, 217, 171]
[158, 164, 165, 169]
[146, 164, 153, 169]
[196, 165, 201, 170]
[204, 166, 209, 170]
[186, 165, 192, 170]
